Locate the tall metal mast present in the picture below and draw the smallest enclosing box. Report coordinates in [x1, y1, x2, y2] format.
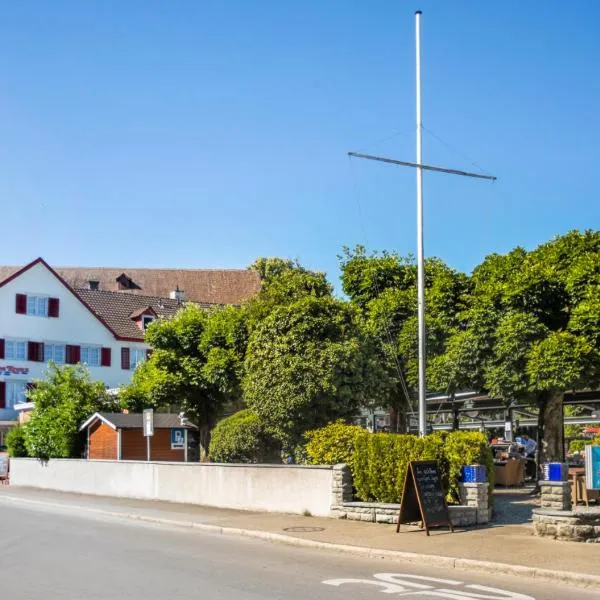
[348, 10, 496, 437]
[415, 10, 426, 437]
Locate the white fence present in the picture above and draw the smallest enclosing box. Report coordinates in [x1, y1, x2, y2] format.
[9, 458, 335, 517]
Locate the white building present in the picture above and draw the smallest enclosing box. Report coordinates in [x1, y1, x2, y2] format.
[0, 258, 185, 443]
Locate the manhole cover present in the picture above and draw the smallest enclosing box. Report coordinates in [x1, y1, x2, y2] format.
[283, 526, 325, 532]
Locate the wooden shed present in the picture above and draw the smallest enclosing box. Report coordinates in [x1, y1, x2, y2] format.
[80, 412, 199, 462]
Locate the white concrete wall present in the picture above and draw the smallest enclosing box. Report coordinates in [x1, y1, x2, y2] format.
[10, 459, 335, 517]
[0, 261, 148, 408]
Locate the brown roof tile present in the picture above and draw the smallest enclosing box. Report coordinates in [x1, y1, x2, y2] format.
[75, 289, 191, 341]
[0, 265, 261, 305]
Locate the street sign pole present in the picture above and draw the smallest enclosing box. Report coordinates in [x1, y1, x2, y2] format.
[143, 408, 154, 462]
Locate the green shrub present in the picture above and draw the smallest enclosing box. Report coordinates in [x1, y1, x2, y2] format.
[5, 424, 28, 457]
[305, 423, 493, 505]
[570, 439, 587, 453]
[209, 409, 280, 463]
[304, 421, 365, 467]
[444, 431, 494, 503]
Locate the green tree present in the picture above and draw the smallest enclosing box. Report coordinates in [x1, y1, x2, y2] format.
[24, 364, 110, 460]
[430, 230, 600, 468]
[121, 304, 248, 457]
[209, 409, 280, 463]
[339, 246, 469, 429]
[243, 295, 387, 449]
[5, 424, 28, 457]
[246, 258, 332, 327]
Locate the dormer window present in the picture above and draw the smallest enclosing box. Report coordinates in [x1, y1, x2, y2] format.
[129, 306, 158, 331]
[116, 273, 141, 291]
[89, 280, 99, 291]
[142, 315, 155, 330]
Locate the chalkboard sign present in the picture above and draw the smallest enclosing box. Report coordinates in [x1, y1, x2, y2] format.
[396, 460, 453, 536]
[0, 453, 9, 481]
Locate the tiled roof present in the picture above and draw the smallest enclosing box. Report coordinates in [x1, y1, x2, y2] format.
[88, 412, 198, 429]
[0, 266, 260, 304]
[0, 265, 261, 305]
[67, 266, 260, 304]
[75, 289, 193, 341]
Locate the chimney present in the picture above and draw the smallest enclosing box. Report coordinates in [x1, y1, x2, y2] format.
[169, 286, 185, 302]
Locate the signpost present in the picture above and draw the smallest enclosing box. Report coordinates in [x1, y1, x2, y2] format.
[171, 428, 185, 450]
[396, 460, 453, 536]
[143, 408, 154, 462]
[586, 445, 600, 490]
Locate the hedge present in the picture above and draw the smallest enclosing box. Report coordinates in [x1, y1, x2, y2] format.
[209, 409, 281, 463]
[305, 423, 493, 504]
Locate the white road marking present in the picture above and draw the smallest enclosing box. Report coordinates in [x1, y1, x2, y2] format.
[322, 573, 535, 600]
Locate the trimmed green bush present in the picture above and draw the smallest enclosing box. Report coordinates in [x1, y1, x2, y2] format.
[305, 423, 492, 504]
[209, 409, 280, 463]
[304, 420, 364, 467]
[444, 430, 494, 503]
[5, 424, 28, 457]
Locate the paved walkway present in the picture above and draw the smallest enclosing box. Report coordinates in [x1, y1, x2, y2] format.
[1, 486, 599, 587]
[492, 484, 539, 525]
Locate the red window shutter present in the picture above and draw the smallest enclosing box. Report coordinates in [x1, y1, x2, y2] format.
[25, 382, 36, 399]
[121, 347, 130, 370]
[28, 342, 43, 362]
[0, 382, 5, 409]
[0, 339, 4, 360]
[48, 298, 60, 318]
[101, 347, 112, 367]
[16, 294, 27, 314]
[66, 345, 81, 365]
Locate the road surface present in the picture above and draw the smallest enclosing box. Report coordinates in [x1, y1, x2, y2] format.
[1, 501, 596, 600]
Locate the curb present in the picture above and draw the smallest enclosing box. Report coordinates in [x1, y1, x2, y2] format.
[2, 494, 600, 591]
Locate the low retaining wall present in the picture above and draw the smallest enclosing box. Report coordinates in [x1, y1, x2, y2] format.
[9, 458, 334, 517]
[331, 502, 479, 526]
[532, 508, 600, 543]
[331, 464, 489, 527]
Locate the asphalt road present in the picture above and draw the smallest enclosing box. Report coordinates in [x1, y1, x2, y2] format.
[1, 502, 597, 600]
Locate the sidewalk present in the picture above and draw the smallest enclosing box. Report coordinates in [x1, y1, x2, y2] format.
[1, 485, 599, 590]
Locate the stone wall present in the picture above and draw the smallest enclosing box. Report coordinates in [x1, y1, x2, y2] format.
[532, 509, 600, 543]
[330, 464, 489, 527]
[331, 502, 479, 527]
[540, 481, 571, 511]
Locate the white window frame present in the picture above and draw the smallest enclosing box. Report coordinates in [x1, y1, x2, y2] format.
[44, 342, 66, 365]
[5, 380, 27, 409]
[81, 346, 101, 368]
[129, 348, 146, 370]
[26, 295, 49, 317]
[5, 339, 27, 361]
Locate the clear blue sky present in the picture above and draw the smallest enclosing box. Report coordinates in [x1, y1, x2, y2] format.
[1, 1, 599, 289]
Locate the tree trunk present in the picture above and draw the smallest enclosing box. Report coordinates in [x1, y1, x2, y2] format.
[198, 424, 211, 462]
[535, 392, 548, 487]
[534, 392, 564, 488]
[542, 393, 564, 462]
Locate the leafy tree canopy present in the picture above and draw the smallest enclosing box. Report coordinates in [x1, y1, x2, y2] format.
[24, 363, 111, 460]
[243, 295, 389, 449]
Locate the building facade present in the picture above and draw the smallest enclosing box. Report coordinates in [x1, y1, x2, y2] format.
[0, 258, 184, 443]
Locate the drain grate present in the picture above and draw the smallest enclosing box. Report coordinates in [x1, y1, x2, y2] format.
[283, 526, 325, 533]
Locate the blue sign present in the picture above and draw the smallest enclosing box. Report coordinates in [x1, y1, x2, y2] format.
[586, 445, 600, 490]
[171, 428, 185, 450]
